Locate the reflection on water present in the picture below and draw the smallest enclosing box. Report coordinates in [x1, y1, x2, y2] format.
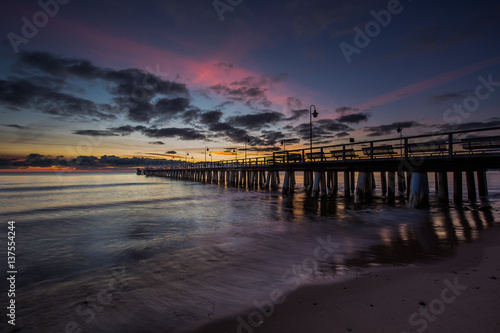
[0, 172, 498, 333]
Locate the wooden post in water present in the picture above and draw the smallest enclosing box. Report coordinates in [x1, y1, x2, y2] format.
[312, 171, 321, 197]
[466, 171, 476, 202]
[283, 171, 290, 194]
[408, 172, 429, 208]
[320, 171, 327, 197]
[388, 171, 396, 201]
[397, 170, 406, 196]
[260, 170, 266, 189]
[434, 172, 439, 192]
[477, 170, 488, 197]
[453, 171, 463, 204]
[344, 171, 351, 198]
[438, 171, 449, 203]
[350, 171, 355, 194]
[381, 171, 387, 196]
[355, 171, 373, 203]
[331, 171, 338, 196]
[406, 172, 412, 199]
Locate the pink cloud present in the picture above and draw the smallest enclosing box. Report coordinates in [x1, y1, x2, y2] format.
[48, 18, 320, 114]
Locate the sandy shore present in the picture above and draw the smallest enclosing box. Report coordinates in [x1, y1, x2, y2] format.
[185, 225, 500, 333]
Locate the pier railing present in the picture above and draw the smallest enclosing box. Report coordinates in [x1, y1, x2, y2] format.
[144, 126, 500, 170]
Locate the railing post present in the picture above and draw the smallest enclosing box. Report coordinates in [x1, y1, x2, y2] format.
[448, 133, 453, 157]
[342, 144, 346, 161]
[370, 142, 374, 160]
[321, 147, 324, 162]
[404, 138, 408, 158]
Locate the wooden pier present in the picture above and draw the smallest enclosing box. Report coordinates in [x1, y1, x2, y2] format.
[138, 126, 500, 208]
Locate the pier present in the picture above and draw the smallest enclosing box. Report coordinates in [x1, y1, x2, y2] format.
[138, 126, 500, 208]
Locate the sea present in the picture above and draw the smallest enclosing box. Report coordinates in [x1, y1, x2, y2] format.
[0, 171, 499, 333]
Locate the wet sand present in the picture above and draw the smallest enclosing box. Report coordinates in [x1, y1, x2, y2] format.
[185, 226, 500, 333]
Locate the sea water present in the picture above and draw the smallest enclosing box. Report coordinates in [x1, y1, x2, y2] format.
[0, 171, 499, 332]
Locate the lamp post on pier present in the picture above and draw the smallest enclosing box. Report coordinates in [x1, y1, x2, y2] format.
[309, 105, 319, 157]
[205, 146, 209, 163]
[397, 125, 403, 156]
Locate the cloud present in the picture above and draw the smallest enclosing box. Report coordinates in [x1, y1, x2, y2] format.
[13, 51, 193, 123]
[427, 90, 473, 104]
[435, 119, 500, 133]
[140, 127, 206, 141]
[335, 106, 358, 114]
[285, 97, 303, 109]
[294, 119, 354, 142]
[73, 130, 119, 137]
[363, 121, 423, 137]
[337, 112, 370, 124]
[284, 109, 309, 121]
[227, 111, 284, 130]
[208, 73, 287, 109]
[149, 141, 165, 145]
[216, 62, 234, 74]
[166, 150, 177, 154]
[2, 124, 31, 130]
[200, 110, 223, 124]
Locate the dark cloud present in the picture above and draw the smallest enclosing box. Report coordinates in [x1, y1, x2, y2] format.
[2, 124, 30, 130]
[335, 132, 350, 138]
[149, 141, 165, 145]
[216, 62, 234, 74]
[166, 151, 177, 154]
[13, 51, 192, 123]
[285, 97, 303, 109]
[200, 110, 223, 124]
[73, 130, 119, 137]
[227, 111, 284, 130]
[335, 106, 358, 114]
[427, 91, 472, 104]
[294, 119, 354, 142]
[208, 73, 287, 109]
[364, 121, 423, 137]
[284, 109, 308, 121]
[140, 127, 206, 141]
[435, 119, 500, 132]
[337, 112, 370, 124]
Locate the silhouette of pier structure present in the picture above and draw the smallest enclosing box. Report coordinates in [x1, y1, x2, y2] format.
[138, 126, 500, 207]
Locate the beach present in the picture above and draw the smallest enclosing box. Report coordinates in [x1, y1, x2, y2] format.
[188, 225, 500, 333]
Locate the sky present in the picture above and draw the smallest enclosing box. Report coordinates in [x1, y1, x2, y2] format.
[1, 0, 500, 166]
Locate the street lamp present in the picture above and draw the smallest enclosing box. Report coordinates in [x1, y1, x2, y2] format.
[209, 152, 212, 163]
[233, 149, 237, 160]
[309, 105, 319, 156]
[205, 146, 209, 162]
[245, 136, 250, 162]
[185, 152, 189, 162]
[397, 125, 402, 156]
